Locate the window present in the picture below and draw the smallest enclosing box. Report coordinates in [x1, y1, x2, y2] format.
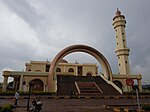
[68, 68, 74, 73]
[122, 33, 124, 35]
[46, 64, 50, 72]
[31, 79, 44, 91]
[56, 67, 61, 72]
[86, 72, 92, 76]
[28, 69, 31, 71]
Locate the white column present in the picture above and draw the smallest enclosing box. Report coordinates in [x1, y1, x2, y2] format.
[19, 75, 23, 91]
[64, 66, 66, 75]
[123, 84, 128, 92]
[26, 85, 29, 92]
[14, 78, 18, 90]
[22, 85, 26, 92]
[137, 79, 142, 92]
[12, 78, 15, 88]
[75, 66, 78, 76]
[2, 76, 8, 92]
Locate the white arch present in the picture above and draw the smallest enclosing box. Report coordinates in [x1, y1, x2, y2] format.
[48, 44, 113, 92]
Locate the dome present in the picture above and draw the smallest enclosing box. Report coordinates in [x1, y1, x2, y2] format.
[59, 59, 68, 63]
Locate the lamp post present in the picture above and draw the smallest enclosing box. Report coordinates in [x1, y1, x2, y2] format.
[27, 81, 33, 111]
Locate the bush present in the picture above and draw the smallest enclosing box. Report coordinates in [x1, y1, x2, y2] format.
[0, 104, 13, 112]
[0, 91, 15, 96]
[0, 106, 2, 111]
[141, 104, 150, 110]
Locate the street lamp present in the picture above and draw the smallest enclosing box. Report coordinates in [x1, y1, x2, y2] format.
[27, 81, 34, 111]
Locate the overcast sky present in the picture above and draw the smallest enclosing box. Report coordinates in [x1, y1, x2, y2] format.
[0, 0, 150, 84]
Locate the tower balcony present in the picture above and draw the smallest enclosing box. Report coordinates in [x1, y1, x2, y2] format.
[115, 48, 130, 56]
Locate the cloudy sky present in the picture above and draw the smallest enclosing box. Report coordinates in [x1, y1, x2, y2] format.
[0, 0, 150, 84]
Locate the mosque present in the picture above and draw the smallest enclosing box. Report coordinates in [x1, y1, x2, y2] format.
[2, 9, 142, 95]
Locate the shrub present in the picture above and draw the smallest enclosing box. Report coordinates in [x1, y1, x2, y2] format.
[141, 104, 150, 110]
[0, 91, 56, 96]
[0, 106, 2, 111]
[0, 104, 13, 112]
[0, 91, 15, 96]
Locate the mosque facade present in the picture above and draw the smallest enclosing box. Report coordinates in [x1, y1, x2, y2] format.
[2, 9, 142, 94]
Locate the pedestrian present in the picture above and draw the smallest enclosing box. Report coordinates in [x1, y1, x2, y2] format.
[14, 90, 19, 105]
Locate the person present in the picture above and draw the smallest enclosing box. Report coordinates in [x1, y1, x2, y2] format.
[14, 90, 19, 105]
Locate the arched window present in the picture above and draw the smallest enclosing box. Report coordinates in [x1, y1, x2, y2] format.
[31, 79, 44, 91]
[86, 72, 92, 76]
[56, 67, 61, 72]
[68, 68, 74, 73]
[28, 69, 31, 71]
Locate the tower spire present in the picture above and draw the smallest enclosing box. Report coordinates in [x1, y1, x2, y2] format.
[115, 8, 121, 16]
[112, 10, 130, 75]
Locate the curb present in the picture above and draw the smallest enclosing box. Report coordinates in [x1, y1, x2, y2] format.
[0, 95, 150, 99]
[103, 105, 146, 112]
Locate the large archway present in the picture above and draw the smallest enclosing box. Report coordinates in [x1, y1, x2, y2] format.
[31, 79, 44, 91]
[48, 44, 113, 92]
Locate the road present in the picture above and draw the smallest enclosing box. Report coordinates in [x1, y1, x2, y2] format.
[0, 97, 149, 112]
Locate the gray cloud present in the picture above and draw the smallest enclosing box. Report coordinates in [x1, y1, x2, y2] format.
[0, 0, 150, 84]
[1, 0, 45, 28]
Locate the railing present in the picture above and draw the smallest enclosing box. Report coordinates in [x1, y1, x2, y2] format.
[100, 74, 123, 94]
[93, 82, 103, 94]
[75, 82, 103, 95]
[75, 82, 81, 94]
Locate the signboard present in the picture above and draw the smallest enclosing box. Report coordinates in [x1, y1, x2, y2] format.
[126, 78, 134, 86]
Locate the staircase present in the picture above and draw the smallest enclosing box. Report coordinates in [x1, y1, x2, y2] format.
[75, 82, 103, 95]
[57, 75, 121, 96]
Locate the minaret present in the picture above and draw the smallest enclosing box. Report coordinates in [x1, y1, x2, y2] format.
[112, 9, 130, 75]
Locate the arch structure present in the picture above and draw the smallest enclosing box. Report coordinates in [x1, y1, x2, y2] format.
[48, 44, 113, 92]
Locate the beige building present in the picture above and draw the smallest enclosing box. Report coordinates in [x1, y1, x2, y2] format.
[2, 60, 98, 92]
[2, 9, 142, 93]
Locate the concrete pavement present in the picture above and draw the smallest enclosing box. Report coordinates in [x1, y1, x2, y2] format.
[0, 95, 149, 112]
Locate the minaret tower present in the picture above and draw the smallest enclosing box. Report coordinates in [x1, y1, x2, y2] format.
[112, 9, 130, 75]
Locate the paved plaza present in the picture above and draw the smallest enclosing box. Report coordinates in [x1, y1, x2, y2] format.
[0, 96, 150, 112]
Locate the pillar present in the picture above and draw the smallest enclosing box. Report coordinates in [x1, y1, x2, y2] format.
[26, 85, 29, 92]
[75, 66, 78, 76]
[2, 76, 8, 92]
[44, 85, 47, 92]
[19, 75, 23, 91]
[13, 78, 17, 89]
[137, 79, 142, 92]
[12, 78, 15, 88]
